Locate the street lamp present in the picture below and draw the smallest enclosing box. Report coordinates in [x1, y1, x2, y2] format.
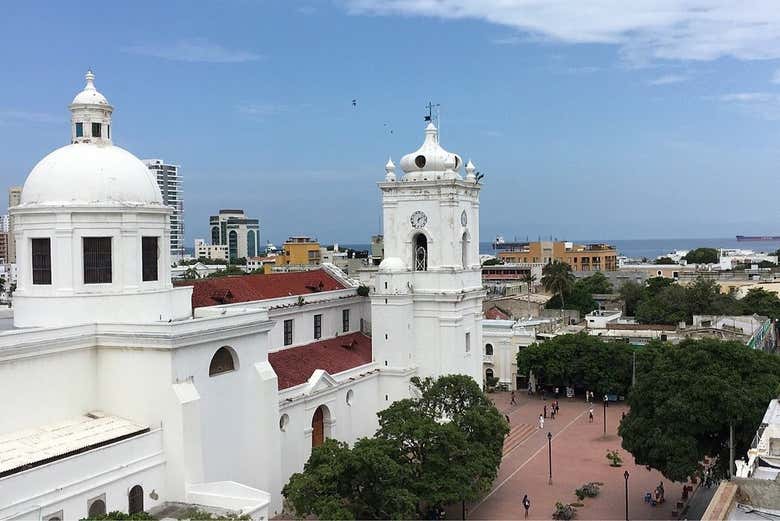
[547, 431, 553, 485]
[603, 395, 608, 436]
[624, 470, 630, 521]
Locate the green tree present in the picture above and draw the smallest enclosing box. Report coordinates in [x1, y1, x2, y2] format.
[620, 338, 780, 481]
[207, 265, 246, 278]
[541, 261, 575, 310]
[635, 283, 688, 324]
[482, 258, 503, 266]
[578, 272, 613, 295]
[655, 256, 675, 265]
[283, 375, 507, 519]
[739, 288, 780, 320]
[516, 334, 635, 396]
[619, 280, 644, 316]
[377, 375, 508, 510]
[683, 248, 719, 264]
[283, 438, 417, 520]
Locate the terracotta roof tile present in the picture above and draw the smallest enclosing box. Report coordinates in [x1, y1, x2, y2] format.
[485, 306, 511, 320]
[268, 332, 373, 390]
[178, 269, 347, 308]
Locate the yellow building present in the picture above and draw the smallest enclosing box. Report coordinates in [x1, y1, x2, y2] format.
[267, 236, 321, 272]
[497, 241, 618, 272]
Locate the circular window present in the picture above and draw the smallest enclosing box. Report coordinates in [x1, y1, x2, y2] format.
[454, 156, 460, 169]
[279, 414, 289, 432]
[346, 389, 354, 406]
[414, 155, 426, 168]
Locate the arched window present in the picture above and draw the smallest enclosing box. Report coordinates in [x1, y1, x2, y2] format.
[87, 498, 106, 518]
[413, 234, 427, 271]
[228, 230, 238, 260]
[485, 368, 494, 380]
[346, 389, 354, 406]
[279, 414, 289, 432]
[211, 226, 220, 245]
[462, 231, 469, 269]
[209, 346, 237, 376]
[485, 343, 494, 356]
[247, 230, 256, 257]
[128, 485, 144, 514]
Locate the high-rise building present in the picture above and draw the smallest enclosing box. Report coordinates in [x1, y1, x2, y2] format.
[143, 159, 184, 260]
[209, 209, 260, 261]
[0, 232, 8, 263]
[7, 186, 21, 263]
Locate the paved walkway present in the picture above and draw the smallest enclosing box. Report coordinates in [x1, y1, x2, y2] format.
[468, 392, 687, 520]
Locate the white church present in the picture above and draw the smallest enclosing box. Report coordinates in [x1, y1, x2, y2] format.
[0, 72, 486, 520]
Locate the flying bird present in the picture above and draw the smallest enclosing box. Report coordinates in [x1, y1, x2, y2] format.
[475, 171, 485, 183]
[352, 99, 357, 107]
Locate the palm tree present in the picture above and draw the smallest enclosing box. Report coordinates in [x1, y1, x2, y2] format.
[520, 271, 537, 317]
[541, 261, 574, 310]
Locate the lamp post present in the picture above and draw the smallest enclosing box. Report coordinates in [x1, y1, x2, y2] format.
[624, 470, 630, 520]
[547, 431, 553, 485]
[603, 395, 608, 436]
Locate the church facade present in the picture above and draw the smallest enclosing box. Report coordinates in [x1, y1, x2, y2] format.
[0, 73, 484, 520]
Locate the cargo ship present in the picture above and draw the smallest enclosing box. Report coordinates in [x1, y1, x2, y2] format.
[736, 235, 780, 242]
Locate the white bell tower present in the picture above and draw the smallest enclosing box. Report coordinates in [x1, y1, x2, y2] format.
[371, 121, 484, 384]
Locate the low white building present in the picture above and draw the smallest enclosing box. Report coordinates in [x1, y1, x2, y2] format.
[1, 72, 487, 520]
[482, 318, 551, 390]
[195, 238, 228, 262]
[585, 309, 623, 329]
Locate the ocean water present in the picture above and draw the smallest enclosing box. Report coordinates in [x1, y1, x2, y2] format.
[339, 238, 780, 261]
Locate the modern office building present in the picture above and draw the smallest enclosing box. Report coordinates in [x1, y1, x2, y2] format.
[143, 159, 184, 260]
[497, 240, 618, 272]
[7, 187, 21, 263]
[209, 209, 260, 261]
[194, 238, 228, 261]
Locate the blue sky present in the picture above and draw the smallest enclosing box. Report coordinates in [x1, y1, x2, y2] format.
[2, 1, 780, 246]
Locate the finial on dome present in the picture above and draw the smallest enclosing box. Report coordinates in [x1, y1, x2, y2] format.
[385, 157, 396, 182]
[85, 69, 95, 89]
[465, 160, 476, 182]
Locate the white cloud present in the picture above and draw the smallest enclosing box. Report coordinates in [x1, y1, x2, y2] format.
[649, 74, 688, 85]
[772, 69, 780, 84]
[345, 0, 780, 64]
[713, 92, 780, 120]
[0, 110, 60, 124]
[122, 39, 261, 63]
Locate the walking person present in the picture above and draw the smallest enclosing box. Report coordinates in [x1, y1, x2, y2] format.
[538, 414, 544, 430]
[588, 407, 594, 423]
[543, 404, 547, 418]
[511, 391, 517, 405]
[505, 414, 510, 425]
[522, 494, 531, 518]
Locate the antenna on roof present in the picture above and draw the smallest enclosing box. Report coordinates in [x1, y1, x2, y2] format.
[424, 101, 441, 137]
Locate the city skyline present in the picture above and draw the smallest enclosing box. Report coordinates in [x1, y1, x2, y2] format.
[2, 1, 780, 245]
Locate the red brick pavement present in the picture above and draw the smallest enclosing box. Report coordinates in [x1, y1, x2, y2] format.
[469, 392, 685, 520]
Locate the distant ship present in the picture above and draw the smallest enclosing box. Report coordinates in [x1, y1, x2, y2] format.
[736, 235, 780, 242]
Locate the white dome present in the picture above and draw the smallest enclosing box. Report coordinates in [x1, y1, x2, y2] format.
[21, 144, 163, 207]
[71, 70, 110, 106]
[399, 123, 462, 181]
[379, 257, 406, 272]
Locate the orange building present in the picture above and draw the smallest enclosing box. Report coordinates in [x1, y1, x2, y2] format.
[268, 236, 321, 273]
[497, 241, 617, 272]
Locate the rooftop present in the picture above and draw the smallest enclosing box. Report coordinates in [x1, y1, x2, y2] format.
[268, 332, 372, 390]
[179, 269, 348, 308]
[0, 413, 148, 477]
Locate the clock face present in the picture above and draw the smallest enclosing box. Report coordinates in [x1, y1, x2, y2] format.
[410, 210, 427, 228]
[461, 210, 468, 226]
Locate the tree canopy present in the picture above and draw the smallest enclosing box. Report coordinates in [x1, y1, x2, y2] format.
[683, 248, 719, 264]
[620, 338, 780, 481]
[545, 272, 613, 316]
[516, 334, 636, 396]
[283, 375, 508, 519]
[541, 261, 575, 310]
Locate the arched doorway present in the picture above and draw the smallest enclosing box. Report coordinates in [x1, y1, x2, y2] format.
[413, 234, 427, 271]
[485, 368, 494, 380]
[311, 405, 331, 448]
[462, 231, 469, 268]
[88, 499, 106, 518]
[128, 485, 144, 514]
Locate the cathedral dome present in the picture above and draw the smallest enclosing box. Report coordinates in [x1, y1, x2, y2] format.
[379, 257, 406, 272]
[70, 70, 110, 106]
[21, 143, 163, 206]
[399, 123, 462, 181]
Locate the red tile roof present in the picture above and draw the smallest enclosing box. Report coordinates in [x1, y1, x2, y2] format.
[178, 269, 348, 308]
[485, 306, 511, 320]
[268, 332, 373, 390]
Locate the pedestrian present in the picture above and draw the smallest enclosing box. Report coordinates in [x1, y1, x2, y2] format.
[588, 407, 594, 423]
[505, 414, 510, 425]
[511, 391, 517, 405]
[585, 390, 590, 403]
[522, 494, 531, 518]
[555, 387, 559, 399]
[621, 411, 626, 421]
[551, 407, 556, 419]
[539, 414, 544, 430]
[604, 394, 609, 407]
[543, 405, 548, 418]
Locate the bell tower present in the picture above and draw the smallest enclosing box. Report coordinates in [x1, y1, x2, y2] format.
[371, 121, 485, 384]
